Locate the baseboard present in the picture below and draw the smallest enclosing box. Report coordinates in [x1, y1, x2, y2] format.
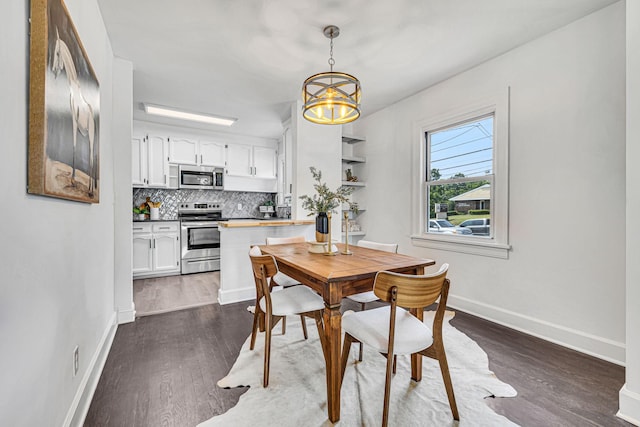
[64, 312, 118, 427]
[117, 302, 136, 324]
[448, 294, 626, 366]
[618, 385, 640, 426]
[218, 286, 255, 305]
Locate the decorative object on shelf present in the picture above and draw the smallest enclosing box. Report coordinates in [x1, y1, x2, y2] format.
[345, 168, 358, 182]
[302, 25, 361, 125]
[300, 167, 357, 243]
[147, 199, 161, 220]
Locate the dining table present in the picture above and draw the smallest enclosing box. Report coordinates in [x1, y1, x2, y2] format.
[258, 242, 435, 423]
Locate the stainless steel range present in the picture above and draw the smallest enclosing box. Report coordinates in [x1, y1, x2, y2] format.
[178, 202, 223, 274]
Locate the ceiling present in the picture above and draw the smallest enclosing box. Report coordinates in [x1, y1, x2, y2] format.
[97, 0, 618, 140]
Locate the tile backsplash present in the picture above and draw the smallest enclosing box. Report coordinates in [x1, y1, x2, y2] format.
[133, 188, 275, 219]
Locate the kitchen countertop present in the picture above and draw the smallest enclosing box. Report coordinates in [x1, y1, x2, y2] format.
[133, 219, 178, 222]
[218, 218, 314, 228]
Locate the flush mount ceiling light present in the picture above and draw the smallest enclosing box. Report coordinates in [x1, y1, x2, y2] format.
[143, 103, 237, 127]
[302, 25, 361, 125]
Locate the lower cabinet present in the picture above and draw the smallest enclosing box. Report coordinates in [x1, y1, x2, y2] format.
[133, 222, 180, 278]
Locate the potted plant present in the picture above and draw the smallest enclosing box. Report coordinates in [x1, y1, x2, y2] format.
[133, 204, 149, 220]
[300, 167, 357, 242]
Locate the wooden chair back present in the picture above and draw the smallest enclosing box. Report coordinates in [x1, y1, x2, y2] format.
[266, 235, 305, 245]
[373, 264, 449, 309]
[357, 240, 398, 253]
[249, 247, 279, 305]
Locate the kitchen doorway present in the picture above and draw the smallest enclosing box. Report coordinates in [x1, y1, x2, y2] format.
[133, 272, 219, 317]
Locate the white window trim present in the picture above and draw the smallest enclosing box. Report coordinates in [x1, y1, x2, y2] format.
[411, 87, 510, 259]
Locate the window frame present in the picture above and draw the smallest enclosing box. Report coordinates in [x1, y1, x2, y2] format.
[411, 89, 510, 259]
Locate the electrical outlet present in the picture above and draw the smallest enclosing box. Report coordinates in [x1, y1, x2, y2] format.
[73, 346, 79, 377]
[237, 203, 242, 210]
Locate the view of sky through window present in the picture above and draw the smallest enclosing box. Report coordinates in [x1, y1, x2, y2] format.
[429, 116, 493, 180]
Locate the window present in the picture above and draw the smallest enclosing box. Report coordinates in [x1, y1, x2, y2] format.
[426, 115, 493, 237]
[411, 90, 510, 258]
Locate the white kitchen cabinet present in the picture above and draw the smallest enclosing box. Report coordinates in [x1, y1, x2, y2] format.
[224, 142, 277, 192]
[253, 146, 277, 179]
[199, 140, 225, 166]
[133, 222, 180, 278]
[226, 143, 276, 178]
[132, 134, 146, 186]
[132, 231, 153, 274]
[226, 143, 253, 177]
[169, 137, 199, 165]
[132, 134, 169, 188]
[169, 137, 225, 167]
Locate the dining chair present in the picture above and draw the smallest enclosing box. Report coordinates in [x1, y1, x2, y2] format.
[250, 245, 304, 336]
[340, 264, 458, 426]
[249, 248, 326, 387]
[265, 235, 306, 288]
[346, 239, 399, 360]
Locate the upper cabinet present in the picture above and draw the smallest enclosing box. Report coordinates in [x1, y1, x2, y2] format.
[224, 142, 277, 192]
[132, 133, 170, 188]
[169, 137, 225, 167]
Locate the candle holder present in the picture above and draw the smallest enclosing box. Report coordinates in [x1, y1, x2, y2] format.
[323, 211, 337, 256]
[341, 210, 352, 255]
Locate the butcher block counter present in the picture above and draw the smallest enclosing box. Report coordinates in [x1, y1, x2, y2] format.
[219, 219, 314, 228]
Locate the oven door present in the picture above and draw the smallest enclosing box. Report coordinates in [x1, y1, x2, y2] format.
[181, 221, 220, 260]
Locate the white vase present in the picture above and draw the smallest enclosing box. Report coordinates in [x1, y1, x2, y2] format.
[150, 207, 160, 220]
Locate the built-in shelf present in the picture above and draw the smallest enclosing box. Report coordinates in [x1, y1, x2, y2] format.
[342, 181, 366, 187]
[342, 155, 366, 164]
[341, 231, 366, 236]
[342, 134, 366, 144]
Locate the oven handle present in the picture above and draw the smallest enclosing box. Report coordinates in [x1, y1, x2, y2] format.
[181, 221, 219, 228]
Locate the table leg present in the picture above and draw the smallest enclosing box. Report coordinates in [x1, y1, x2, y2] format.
[411, 266, 425, 381]
[324, 304, 342, 422]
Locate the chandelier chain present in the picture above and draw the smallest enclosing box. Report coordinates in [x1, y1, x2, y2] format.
[328, 37, 335, 71]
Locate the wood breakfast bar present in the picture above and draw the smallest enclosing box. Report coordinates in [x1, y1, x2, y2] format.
[258, 242, 435, 423]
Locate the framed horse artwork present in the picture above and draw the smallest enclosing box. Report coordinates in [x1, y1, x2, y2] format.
[28, 0, 100, 203]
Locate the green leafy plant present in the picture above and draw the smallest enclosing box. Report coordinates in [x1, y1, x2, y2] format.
[299, 167, 357, 215]
[133, 206, 148, 215]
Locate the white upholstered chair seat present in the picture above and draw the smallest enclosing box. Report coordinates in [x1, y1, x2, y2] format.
[272, 271, 300, 288]
[259, 285, 325, 317]
[345, 290, 378, 304]
[342, 306, 433, 355]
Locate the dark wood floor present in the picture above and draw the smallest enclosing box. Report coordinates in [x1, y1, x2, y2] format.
[85, 300, 630, 427]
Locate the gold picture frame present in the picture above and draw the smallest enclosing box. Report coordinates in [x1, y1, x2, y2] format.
[28, 0, 100, 203]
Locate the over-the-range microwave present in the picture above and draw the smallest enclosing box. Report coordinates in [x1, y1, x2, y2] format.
[179, 165, 224, 190]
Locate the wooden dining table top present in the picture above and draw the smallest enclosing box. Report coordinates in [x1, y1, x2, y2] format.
[258, 242, 436, 303]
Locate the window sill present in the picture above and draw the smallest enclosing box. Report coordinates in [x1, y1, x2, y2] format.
[410, 234, 510, 259]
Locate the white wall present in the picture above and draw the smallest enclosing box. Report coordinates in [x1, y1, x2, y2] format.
[620, 0, 640, 423]
[291, 101, 342, 233]
[0, 0, 121, 425]
[354, 3, 627, 363]
[113, 58, 135, 323]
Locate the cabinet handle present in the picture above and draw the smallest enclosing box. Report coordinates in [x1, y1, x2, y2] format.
[164, 174, 167, 184]
[289, 184, 292, 193]
[149, 240, 152, 249]
[200, 154, 203, 164]
[153, 239, 156, 249]
[158, 227, 170, 230]
[195, 154, 197, 164]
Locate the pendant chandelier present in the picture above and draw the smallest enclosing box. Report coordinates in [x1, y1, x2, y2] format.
[302, 25, 361, 125]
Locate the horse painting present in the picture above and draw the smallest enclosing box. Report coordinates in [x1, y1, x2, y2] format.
[51, 28, 97, 197]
